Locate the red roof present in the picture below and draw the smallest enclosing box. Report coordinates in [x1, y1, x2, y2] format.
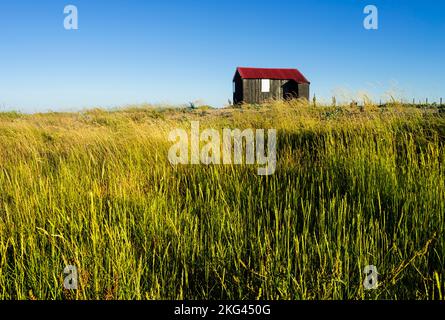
[235, 67, 310, 84]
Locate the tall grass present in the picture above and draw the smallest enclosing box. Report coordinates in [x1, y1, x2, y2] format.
[0, 101, 443, 299]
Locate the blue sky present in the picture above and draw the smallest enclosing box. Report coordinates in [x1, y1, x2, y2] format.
[0, 0, 444, 112]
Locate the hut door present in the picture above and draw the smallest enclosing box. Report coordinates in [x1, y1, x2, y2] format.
[282, 81, 299, 100]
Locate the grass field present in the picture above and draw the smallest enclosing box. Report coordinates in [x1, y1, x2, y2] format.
[0, 100, 444, 300]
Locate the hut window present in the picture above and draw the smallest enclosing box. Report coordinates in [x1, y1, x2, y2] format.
[261, 79, 270, 93]
[233, 81, 235, 93]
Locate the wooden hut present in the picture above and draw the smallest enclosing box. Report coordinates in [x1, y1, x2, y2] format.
[233, 67, 310, 104]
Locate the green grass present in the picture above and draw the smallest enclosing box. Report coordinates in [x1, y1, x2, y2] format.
[0, 100, 443, 300]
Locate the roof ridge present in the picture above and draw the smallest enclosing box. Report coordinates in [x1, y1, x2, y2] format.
[238, 66, 299, 70]
[236, 66, 310, 84]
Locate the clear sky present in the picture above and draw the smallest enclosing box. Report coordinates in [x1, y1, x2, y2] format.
[0, 0, 444, 112]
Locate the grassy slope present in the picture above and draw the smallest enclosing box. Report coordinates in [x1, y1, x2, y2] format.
[0, 101, 444, 299]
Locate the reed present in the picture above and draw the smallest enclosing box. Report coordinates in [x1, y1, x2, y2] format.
[0, 101, 443, 299]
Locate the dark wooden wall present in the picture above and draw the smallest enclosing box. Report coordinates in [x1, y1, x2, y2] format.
[236, 79, 310, 104]
[233, 72, 244, 104]
[241, 79, 286, 104]
[297, 83, 310, 101]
